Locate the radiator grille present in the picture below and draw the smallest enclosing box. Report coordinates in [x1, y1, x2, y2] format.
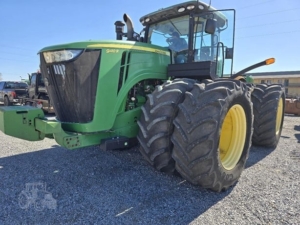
[40, 50, 101, 123]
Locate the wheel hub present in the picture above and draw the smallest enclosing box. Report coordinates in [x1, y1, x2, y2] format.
[219, 104, 247, 170]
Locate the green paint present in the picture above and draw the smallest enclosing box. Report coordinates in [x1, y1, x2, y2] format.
[0, 2, 233, 150]
[0, 106, 44, 141]
[246, 75, 254, 83]
[0, 40, 170, 149]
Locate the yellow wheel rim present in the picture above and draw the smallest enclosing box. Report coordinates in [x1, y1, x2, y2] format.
[276, 97, 283, 135]
[219, 104, 247, 170]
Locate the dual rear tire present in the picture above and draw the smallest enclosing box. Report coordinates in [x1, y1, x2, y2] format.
[137, 79, 195, 173]
[171, 80, 253, 192]
[137, 80, 284, 191]
[251, 84, 285, 147]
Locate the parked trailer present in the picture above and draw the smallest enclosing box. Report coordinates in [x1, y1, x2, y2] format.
[22, 98, 54, 114]
[21, 72, 54, 114]
[285, 98, 300, 116]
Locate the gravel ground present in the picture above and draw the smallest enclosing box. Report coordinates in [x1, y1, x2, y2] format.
[0, 115, 299, 225]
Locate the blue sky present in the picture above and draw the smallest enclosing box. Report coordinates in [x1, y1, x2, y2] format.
[0, 0, 299, 80]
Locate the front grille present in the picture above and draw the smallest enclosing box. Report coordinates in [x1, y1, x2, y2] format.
[40, 50, 101, 123]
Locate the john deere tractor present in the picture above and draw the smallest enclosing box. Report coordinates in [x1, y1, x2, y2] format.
[0, 1, 285, 192]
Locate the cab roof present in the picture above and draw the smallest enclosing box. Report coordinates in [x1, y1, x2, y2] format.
[140, 1, 226, 27]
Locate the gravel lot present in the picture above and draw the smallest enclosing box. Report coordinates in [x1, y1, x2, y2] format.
[0, 115, 299, 225]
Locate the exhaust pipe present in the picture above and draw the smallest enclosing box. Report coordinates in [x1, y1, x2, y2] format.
[114, 21, 125, 40]
[123, 14, 134, 40]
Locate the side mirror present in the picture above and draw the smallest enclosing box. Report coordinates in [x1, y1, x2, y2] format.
[205, 18, 217, 34]
[225, 48, 234, 59]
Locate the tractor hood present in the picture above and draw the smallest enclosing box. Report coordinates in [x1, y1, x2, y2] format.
[38, 40, 170, 54]
[39, 40, 170, 132]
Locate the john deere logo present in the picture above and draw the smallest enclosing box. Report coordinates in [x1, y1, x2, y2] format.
[18, 182, 57, 211]
[289, 149, 300, 160]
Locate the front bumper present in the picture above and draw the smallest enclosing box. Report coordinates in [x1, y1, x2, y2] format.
[0, 106, 45, 141]
[0, 106, 124, 149]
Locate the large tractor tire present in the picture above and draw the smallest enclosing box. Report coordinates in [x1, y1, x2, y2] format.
[251, 84, 285, 147]
[18, 192, 30, 209]
[137, 79, 195, 173]
[172, 80, 253, 192]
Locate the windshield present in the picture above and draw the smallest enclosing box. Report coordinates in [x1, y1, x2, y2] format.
[148, 15, 189, 53]
[5, 82, 28, 89]
[147, 10, 235, 76]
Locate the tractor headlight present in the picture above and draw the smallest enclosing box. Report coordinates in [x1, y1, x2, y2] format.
[187, 5, 195, 10]
[43, 49, 83, 63]
[198, 4, 205, 10]
[177, 6, 186, 13]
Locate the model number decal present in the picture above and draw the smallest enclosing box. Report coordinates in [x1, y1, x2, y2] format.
[154, 49, 168, 55]
[106, 49, 119, 54]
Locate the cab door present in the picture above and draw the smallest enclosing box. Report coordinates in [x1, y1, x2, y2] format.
[28, 74, 37, 98]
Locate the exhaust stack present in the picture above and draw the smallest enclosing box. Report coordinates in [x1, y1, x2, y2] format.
[123, 14, 134, 40]
[114, 21, 125, 40]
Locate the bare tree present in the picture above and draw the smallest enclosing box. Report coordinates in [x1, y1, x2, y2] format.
[0, 73, 2, 81]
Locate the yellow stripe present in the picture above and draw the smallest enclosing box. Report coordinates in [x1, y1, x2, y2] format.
[87, 43, 170, 56]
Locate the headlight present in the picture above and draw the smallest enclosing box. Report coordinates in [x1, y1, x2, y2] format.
[198, 4, 205, 10]
[43, 49, 83, 63]
[187, 5, 195, 10]
[177, 6, 186, 13]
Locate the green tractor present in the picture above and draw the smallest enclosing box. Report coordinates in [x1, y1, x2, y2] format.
[0, 1, 285, 192]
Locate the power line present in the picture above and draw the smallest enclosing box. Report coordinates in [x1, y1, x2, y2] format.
[0, 45, 33, 51]
[237, 0, 273, 10]
[0, 57, 37, 63]
[0, 72, 26, 76]
[0, 51, 37, 57]
[236, 18, 300, 30]
[238, 7, 300, 19]
[236, 29, 300, 39]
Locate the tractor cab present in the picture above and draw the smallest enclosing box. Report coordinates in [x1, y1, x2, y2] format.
[140, 1, 235, 80]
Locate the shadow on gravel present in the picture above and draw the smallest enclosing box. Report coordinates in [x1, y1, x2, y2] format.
[245, 145, 275, 169]
[0, 145, 232, 224]
[293, 125, 300, 143]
